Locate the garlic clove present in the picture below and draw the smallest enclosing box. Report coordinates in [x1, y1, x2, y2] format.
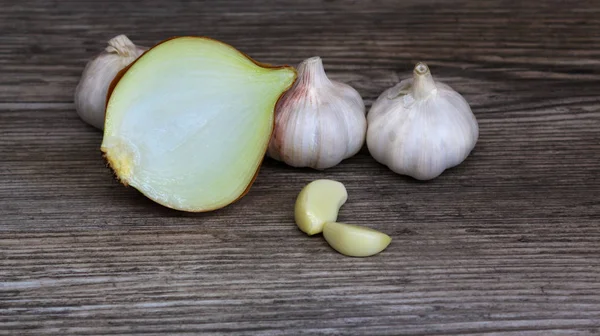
[323, 222, 392, 257]
[101, 37, 296, 212]
[74, 34, 147, 130]
[268, 56, 367, 170]
[366, 62, 479, 180]
[294, 179, 348, 235]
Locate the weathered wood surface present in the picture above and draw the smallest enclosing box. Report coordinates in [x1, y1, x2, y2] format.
[1, 0, 600, 335]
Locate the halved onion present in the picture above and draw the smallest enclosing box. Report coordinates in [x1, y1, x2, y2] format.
[101, 37, 297, 212]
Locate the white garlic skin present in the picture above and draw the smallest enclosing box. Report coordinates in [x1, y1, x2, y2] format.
[74, 35, 147, 130]
[366, 63, 479, 180]
[267, 56, 367, 170]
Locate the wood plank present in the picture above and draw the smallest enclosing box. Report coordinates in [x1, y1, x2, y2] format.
[1, 0, 599, 334]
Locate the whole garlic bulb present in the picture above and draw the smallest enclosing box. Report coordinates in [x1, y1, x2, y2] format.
[366, 63, 479, 180]
[74, 34, 147, 130]
[267, 56, 367, 170]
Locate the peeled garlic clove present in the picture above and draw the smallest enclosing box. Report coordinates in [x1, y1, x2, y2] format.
[267, 56, 367, 170]
[294, 179, 348, 235]
[323, 222, 391, 257]
[74, 34, 147, 130]
[366, 63, 479, 180]
[101, 37, 296, 212]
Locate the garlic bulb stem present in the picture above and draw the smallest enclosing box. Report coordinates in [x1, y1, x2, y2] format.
[413, 62, 437, 100]
[296, 56, 332, 88]
[105, 34, 139, 57]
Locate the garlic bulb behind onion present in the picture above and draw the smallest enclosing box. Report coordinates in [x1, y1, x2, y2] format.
[267, 56, 367, 170]
[366, 63, 479, 180]
[74, 34, 147, 130]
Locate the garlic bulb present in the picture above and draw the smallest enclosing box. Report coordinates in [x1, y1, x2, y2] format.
[74, 34, 147, 130]
[267, 56, 367, 170]
[366, 63, 479, 180]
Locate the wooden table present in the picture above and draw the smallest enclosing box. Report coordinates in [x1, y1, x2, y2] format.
[2, 1, 599, 334]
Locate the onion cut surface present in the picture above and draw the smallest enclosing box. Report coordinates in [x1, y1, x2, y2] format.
[101, 37, 296, 212]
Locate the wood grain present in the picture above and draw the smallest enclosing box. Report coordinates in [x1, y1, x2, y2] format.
[1, 0, 600, 335]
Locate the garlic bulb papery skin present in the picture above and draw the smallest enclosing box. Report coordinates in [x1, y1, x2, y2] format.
[74, 34, 147, 130]
[366, 63, 479, 180]
[267, 56, 367, 170]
